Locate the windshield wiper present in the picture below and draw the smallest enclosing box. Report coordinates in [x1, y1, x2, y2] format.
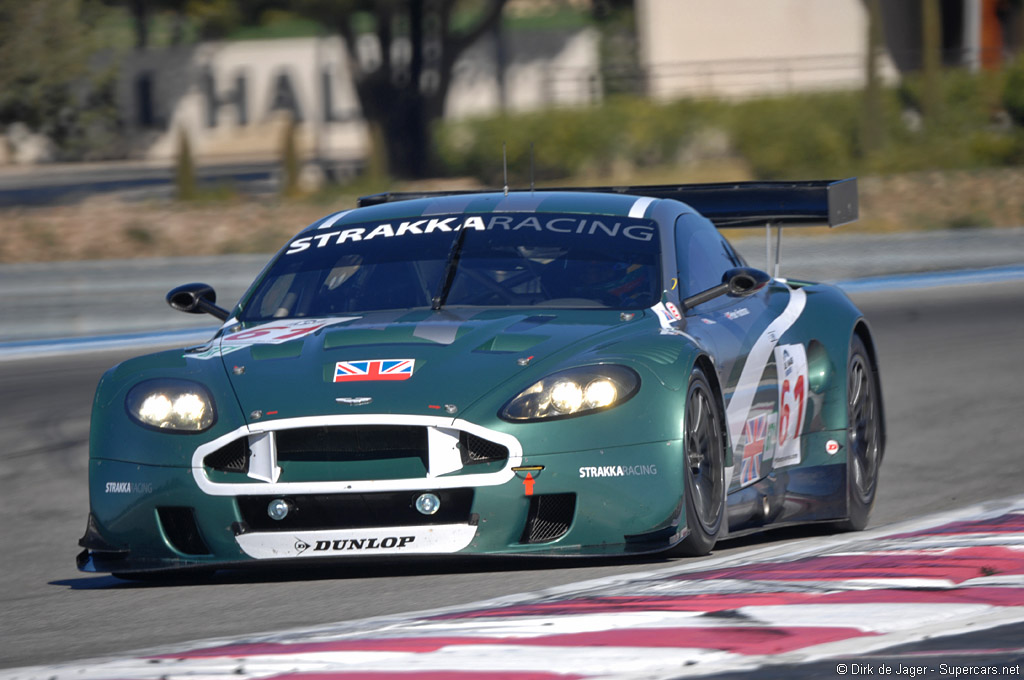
[431, 227, 469, 310]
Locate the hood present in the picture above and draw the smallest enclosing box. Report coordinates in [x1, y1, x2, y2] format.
[197, 309, 653, 424]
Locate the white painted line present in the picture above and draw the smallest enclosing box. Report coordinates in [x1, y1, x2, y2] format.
[0, 328, 217, 362]
[835, 264, 1024, 293]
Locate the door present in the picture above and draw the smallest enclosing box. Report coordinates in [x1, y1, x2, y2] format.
[674, 214, 807, 492]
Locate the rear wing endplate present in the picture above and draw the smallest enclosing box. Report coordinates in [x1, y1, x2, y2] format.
[359, 178, 858, 229]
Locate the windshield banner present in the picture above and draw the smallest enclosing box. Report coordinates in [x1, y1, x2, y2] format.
[287, 214, 657, 255]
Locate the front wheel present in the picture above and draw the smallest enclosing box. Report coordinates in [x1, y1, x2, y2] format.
[837, 334, 883, 531]
[671, 367, 726, 556]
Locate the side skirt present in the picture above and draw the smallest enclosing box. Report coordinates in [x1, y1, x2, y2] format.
[725, 462, 846, 536]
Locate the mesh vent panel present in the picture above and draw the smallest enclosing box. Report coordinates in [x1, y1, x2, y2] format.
[203, 439, 249, 473]
[157, 506, 210, 555]
[460, 432, 509, 465]
[520, 493, 575, 544]
[276, 426, 427, 463]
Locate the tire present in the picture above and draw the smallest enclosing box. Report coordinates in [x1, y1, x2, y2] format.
[672, 366, 727, 556]
[837, 335, 883, 531]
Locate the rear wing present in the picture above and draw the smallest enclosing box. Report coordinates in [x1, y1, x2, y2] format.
[359, 178, 858, 229]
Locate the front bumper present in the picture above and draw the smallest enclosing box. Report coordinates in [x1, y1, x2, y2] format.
[80, 414, 686, 574]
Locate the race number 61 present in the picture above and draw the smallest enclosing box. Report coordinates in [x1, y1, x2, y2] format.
[774, 344, 809, 458]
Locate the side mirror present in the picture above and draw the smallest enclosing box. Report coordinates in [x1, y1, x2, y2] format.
[166, 283, 231, 321]
[682, 267, 772, 310]
[723, 267, 772, 296]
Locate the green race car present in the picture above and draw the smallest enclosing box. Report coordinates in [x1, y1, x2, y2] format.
[78, 179, 884, 576]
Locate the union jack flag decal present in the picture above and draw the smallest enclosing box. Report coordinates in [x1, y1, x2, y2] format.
[334, 359, 415, 382]
[739, 413, 768, 486]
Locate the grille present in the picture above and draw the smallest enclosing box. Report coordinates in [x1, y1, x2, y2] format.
[460, 432, 509, 465]
[203, 439, 249, 473]
[157, 506, 210, 555]
[520, 493, 576, 544]
[236, 488, 475, 532]
[203, 425, 512, 482]
[276, 425, 428, 463]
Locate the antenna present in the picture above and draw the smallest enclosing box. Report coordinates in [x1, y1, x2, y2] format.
[502, 141, 508, 196]
[530, 142, 535, 193]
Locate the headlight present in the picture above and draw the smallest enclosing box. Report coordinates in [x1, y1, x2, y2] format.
[126, 379, 216, 432]
[500, 365, 640, 422]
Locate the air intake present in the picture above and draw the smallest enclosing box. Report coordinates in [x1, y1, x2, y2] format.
[203, 439, 249, 473]
[157, 506, 210, 555]
[460, 432, 509, 465]
[520, 493, 575, 544]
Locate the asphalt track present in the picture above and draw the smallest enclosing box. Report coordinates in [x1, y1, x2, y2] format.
[0, 279, 1022, 671]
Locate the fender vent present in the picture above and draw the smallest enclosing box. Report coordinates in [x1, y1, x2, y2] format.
[520, 493, 575, 544]
[157, 506, 210, 555]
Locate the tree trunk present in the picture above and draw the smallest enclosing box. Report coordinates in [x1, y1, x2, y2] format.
[922, 0, 942, 123]
[862, 0, 884, 155]
[335, 0, 506, 180]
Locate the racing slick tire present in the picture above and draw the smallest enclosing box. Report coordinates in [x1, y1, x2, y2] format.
[836, 334, 883, 532]
[672, 366, 727, 556]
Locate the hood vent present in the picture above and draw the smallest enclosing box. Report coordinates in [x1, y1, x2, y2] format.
[473, 333, 547, 354]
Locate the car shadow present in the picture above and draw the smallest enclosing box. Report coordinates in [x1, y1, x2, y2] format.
[52, 521, 853, 590]
[51, 552, 673, 589]
[717, 520, 852, 550]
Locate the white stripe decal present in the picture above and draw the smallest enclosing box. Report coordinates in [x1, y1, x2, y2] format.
[629, 196, 656, 218]
[315, 210, 351, 230]
[725, 287, 806, 456]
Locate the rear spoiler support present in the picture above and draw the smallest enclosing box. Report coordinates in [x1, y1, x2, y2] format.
[770, 223, 782, 279]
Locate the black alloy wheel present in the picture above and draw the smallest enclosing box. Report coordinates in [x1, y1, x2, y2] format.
[673, 366, 726, 556]
[839, 335, 883, 531]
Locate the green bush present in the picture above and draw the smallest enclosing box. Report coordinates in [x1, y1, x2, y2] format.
[727, 92, 862, 179]
[435, 96, 721, 185]
[1004, 54, 1024, 126]
[435, 65, 1024, 185]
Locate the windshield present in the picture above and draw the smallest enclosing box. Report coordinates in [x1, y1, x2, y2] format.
[238, 212, 661, 321]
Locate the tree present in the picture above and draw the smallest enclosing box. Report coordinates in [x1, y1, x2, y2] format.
[0, 1, 87, 129]
[0, 0, 125, 160]
[921, 0, 942, 123]
[295, 0, 507, 179]
[174, 124, 197, 199]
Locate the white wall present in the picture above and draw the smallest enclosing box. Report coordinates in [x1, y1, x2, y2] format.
[119, 37, 366, 164]
[117, 30, 600, 164]
[108, 4, 903, 166]
[636, 0, 899, 98]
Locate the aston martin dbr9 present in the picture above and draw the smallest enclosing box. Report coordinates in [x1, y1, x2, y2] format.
[78, 179, 884, 576]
